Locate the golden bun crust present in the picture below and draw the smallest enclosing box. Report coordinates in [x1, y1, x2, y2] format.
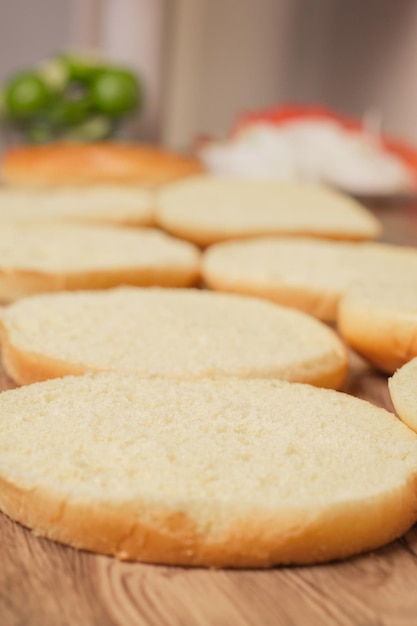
[338, 283, 417, 374]
[0, 328, 90, 386]
[338, 303, 417, 374]
[1, 143, 204, 188]
[0, 264, 200, 304]
[204, 273, 339, 323]
[1, 474, 417, 567]
[389, 358, 417, 433]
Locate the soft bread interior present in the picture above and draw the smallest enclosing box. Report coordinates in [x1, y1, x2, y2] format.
[156, 177, 381, 245]
[0, 287, 347, 388]
[203, 238, 417, 321]
[0, 374, 416, 566]
[0, 186, 154, 226]
[0, 223, 200, 301]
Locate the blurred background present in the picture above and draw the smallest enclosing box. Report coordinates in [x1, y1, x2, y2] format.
[1, 0, 417, 150]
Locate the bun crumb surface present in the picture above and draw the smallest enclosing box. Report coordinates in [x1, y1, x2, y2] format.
[203, 237, 417, 322]
[0, 373, 416, 567]
[0, 287, 347, 388]
[0, 223, 200, 301]
[156, 177, 381, 246]
[0, 185, 154, 227]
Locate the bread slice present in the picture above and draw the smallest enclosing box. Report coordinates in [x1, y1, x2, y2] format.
[0, 373, 416, 567]
[203, 237, 417, 322]
[0, 287, 347, 388]
[338, 281, 417, 373]
[0, 185, 154, 227]
[156, 176, 381, 246]
[0, 222, 200, 302]
[389, 358, 417, 432]
[1, 143, 203, 187]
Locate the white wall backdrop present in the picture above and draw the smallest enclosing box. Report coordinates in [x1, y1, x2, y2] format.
[1, 0, 417, 150]
[0, 0, 71, 83]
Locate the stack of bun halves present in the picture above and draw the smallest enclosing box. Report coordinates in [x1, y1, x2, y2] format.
[0, 143, 417, 569]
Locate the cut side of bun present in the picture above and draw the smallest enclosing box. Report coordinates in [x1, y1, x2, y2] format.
[338, 281, 417, 373]
[203, 238, 417, 322]
[0, 223, 200, 301]
[1, 143, 203, 187]
[0, 374, 416, 567]
[0, 186, 154, 227]
[156, 177, 381, 246]
[0, 287, 347, 388]
[389, 358, 417, 433]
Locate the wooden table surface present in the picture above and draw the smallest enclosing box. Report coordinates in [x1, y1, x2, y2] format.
[2, 200, 417, 626]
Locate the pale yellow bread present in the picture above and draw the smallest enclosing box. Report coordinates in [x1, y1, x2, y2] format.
[0, 373, 417, 567]
[0, 287, 347, 388]
[0, 185, 154, 227]
[0, 222, 200, 301]
[156, 176, 381, 246]
[1, 143, 203, 187]
[203, 237, 417, 322]
[390, 358, 417, 433]
[338, 281, 417, 373]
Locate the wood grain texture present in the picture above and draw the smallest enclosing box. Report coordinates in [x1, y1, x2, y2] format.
[2, 201, 417, 626]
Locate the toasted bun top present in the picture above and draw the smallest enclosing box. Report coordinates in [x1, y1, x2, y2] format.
[1, 143, 204, 188]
